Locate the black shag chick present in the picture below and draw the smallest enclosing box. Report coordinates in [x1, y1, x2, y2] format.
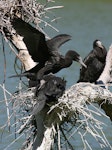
[77, 39, 107, 83]
[35, 74, 66, 100]
[32, 74, 66, 115]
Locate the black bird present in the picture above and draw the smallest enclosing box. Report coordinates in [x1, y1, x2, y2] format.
[9, 17, 72, 71]
[77, 39, 107, 83]
[8, 17, 86, 80]
[36, 50, 87, 80]
[32, 74, 66, 115]
[35, 74, 66, 100]
[10, 49, 86, 82]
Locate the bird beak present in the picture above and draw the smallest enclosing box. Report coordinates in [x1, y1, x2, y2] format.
[78, 57, 87, 68]
[99, 44, 104, 49]
[97, 41, 104, 49]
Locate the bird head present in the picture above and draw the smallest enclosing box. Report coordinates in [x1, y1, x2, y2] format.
[93, 39, 104, 49]
[66, 50, 87, 68]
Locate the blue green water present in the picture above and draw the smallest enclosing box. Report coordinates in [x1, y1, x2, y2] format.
[0, 0, 112, 149]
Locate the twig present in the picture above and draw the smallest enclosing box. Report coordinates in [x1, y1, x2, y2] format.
[2, 83, 10, 131]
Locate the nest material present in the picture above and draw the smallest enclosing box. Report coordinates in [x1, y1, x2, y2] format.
[0, 0, 63, 33]
[35, 83, 112, 150]
[1, 82, 112, 150]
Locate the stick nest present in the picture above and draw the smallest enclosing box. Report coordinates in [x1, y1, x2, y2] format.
[1, 82, 112, 149]
[0, 0, 63, 34]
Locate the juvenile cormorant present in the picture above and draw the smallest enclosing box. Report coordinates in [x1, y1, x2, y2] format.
[8, 17, 86, 80]
[10, 49, 86, 82]
[36, 50, 87, 80]
[35, 74, 66, 99]
[77, 39, 107, 83]
[31, 74, 66, 115]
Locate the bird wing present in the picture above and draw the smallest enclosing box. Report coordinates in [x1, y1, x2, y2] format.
[11, 17, 49, 63]
[83, 50, 95, 65]
[78, 57, 105, 83]
[46, 34, 71, 53]
[77, 50, 98, 83]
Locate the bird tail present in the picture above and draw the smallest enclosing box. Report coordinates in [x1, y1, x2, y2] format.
[9, 72, 36, 79]
[9, 73, 27, 78]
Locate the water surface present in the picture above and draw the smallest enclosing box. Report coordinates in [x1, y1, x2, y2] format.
[0, 0, 112, 149]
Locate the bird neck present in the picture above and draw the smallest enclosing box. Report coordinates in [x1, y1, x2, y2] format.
[64, 55, 73, 67]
